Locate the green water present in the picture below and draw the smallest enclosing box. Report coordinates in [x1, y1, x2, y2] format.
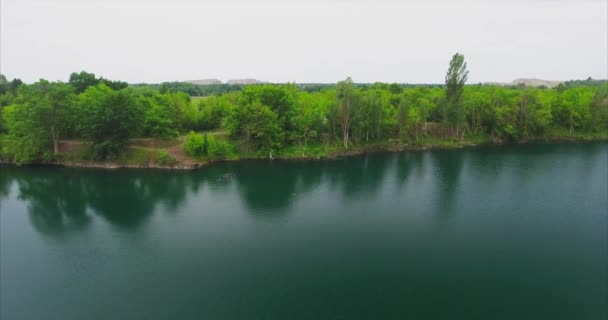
[1, 143, 607, 319]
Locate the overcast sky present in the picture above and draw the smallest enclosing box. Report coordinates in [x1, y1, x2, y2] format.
[1, 0, 606, 84]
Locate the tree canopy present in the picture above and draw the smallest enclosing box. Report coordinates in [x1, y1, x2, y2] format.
[1, 57, 606, 164]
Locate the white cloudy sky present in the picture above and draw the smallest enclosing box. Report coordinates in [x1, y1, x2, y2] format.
[1, 0, 606, 83]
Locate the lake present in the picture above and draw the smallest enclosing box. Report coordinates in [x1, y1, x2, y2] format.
[1, 142, 606, 319]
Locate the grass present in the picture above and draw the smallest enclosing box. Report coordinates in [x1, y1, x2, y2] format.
[157, 150, 177, 166]
[190, 96, 210, 104]
[116, 148, 159, 166]
[60, 145, 161, 166]
[543, 128, 608, 141]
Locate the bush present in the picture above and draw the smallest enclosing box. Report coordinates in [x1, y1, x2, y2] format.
[184, 131, 232, 158]
[207, 135, 233, 157]
[157, 150, 176, 165]
[184, 131, 206, 157]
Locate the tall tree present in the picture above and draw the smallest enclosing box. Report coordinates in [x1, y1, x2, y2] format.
[336, 77, 357, 148]
[293, 92, 326, 152]
[445, 53, 469, 137]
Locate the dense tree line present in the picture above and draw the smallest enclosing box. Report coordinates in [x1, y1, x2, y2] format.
[1, 54, 607, 164]
[134, 82, 246, 96]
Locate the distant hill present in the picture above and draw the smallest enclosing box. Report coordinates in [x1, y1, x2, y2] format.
[183, 78, 267, 85]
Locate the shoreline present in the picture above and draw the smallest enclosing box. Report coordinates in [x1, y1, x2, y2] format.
[2, 136, 606, 171]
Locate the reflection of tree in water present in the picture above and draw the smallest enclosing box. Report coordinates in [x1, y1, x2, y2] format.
[395, 151, 424, 190]
[231, 154, 394, 214]
[432, 150, 465, 221]
[232, 160, 322, 215]
[15, 170, 90, 237]
[324, 153, 392, 199]
[9, 151, 413, 233]
[10, 169, 201, 236]
[81, 170, 195, 228]
[466, 145, 507, 184]
[0, 169, 13, 199]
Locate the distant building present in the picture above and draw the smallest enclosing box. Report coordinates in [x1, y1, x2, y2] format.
[510, 78, 563, 88]
[184, 79, 222, 85]
[226, 79, 266, 85]
[483, 78, 563, 88]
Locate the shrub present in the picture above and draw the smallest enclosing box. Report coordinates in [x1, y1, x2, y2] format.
[157, 150, 176, 165]
[207, 135, 233, 157]
[184, 131, 206, 157]
[184, 131, 232, 158]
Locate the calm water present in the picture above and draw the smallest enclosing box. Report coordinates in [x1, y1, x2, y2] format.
[1, 143, 607, 319]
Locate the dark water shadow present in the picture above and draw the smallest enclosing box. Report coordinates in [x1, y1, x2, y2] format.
[323, 153, 393, 201]
[431, 149, 465, 222]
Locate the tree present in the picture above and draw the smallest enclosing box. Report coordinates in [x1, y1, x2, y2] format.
[445, 53, 469, 137]
[197, 95, 235, 130]
[143, 101, 178, 138]
[397, 94, 410, 138]
[1, 81, 76, 163]
[45, 82, 77, 153]
[79, 85, 144, 159]
[100, 78, 128, 91]
[335, 77, 357, 148]
[408, 105, 423, 141]
[139, 92, 190, 138]
[515, 89, 553, 137]
[10, 79, 23, 92]
[239, 84, 297, 143]
[556, 87, 594, 135]
[69, 71, 100, 94]
[293, 92, 326, 152]
[2, 104, 50, 163]
[356, 89, 383, 142]
[589, 86, 608, 130]
[225, 101, 283, 152]
[0, 74, 8, 95]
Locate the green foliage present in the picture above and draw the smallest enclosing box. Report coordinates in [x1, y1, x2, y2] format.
[0, 74, 7, 95]
[1, 62, 606, 165]
[144, 103, 178, 138]
[79, 85, 144, 160]
[184, 131, 206, 157]
[2, 104, 51, 164]
[444, 53, 469, 131]
[335, 77, 357, 148]
[184, 131, 233, 158]
[1, 81, 76, 163]
[69, 71, 127, 94]
[293, 91, 327, 148]
[226, 101, 284, 151]
[145, 81, 244, 96]
[206, 135, 233, 157]
[157, 150, 177, 166]
[69, 71, 100, 94]
[196, 95, 236, 130]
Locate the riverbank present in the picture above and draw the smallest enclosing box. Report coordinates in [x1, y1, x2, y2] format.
[1, 130, 607, 170]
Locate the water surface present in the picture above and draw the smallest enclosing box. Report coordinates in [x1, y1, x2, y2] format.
[1, 143, 607, 319]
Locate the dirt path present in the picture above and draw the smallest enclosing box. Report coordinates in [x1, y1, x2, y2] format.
[129, 144, 197, 166]
[60, 138, 198, 166]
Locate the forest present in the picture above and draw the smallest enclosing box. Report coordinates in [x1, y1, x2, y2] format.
[1, 53, 607, 165]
